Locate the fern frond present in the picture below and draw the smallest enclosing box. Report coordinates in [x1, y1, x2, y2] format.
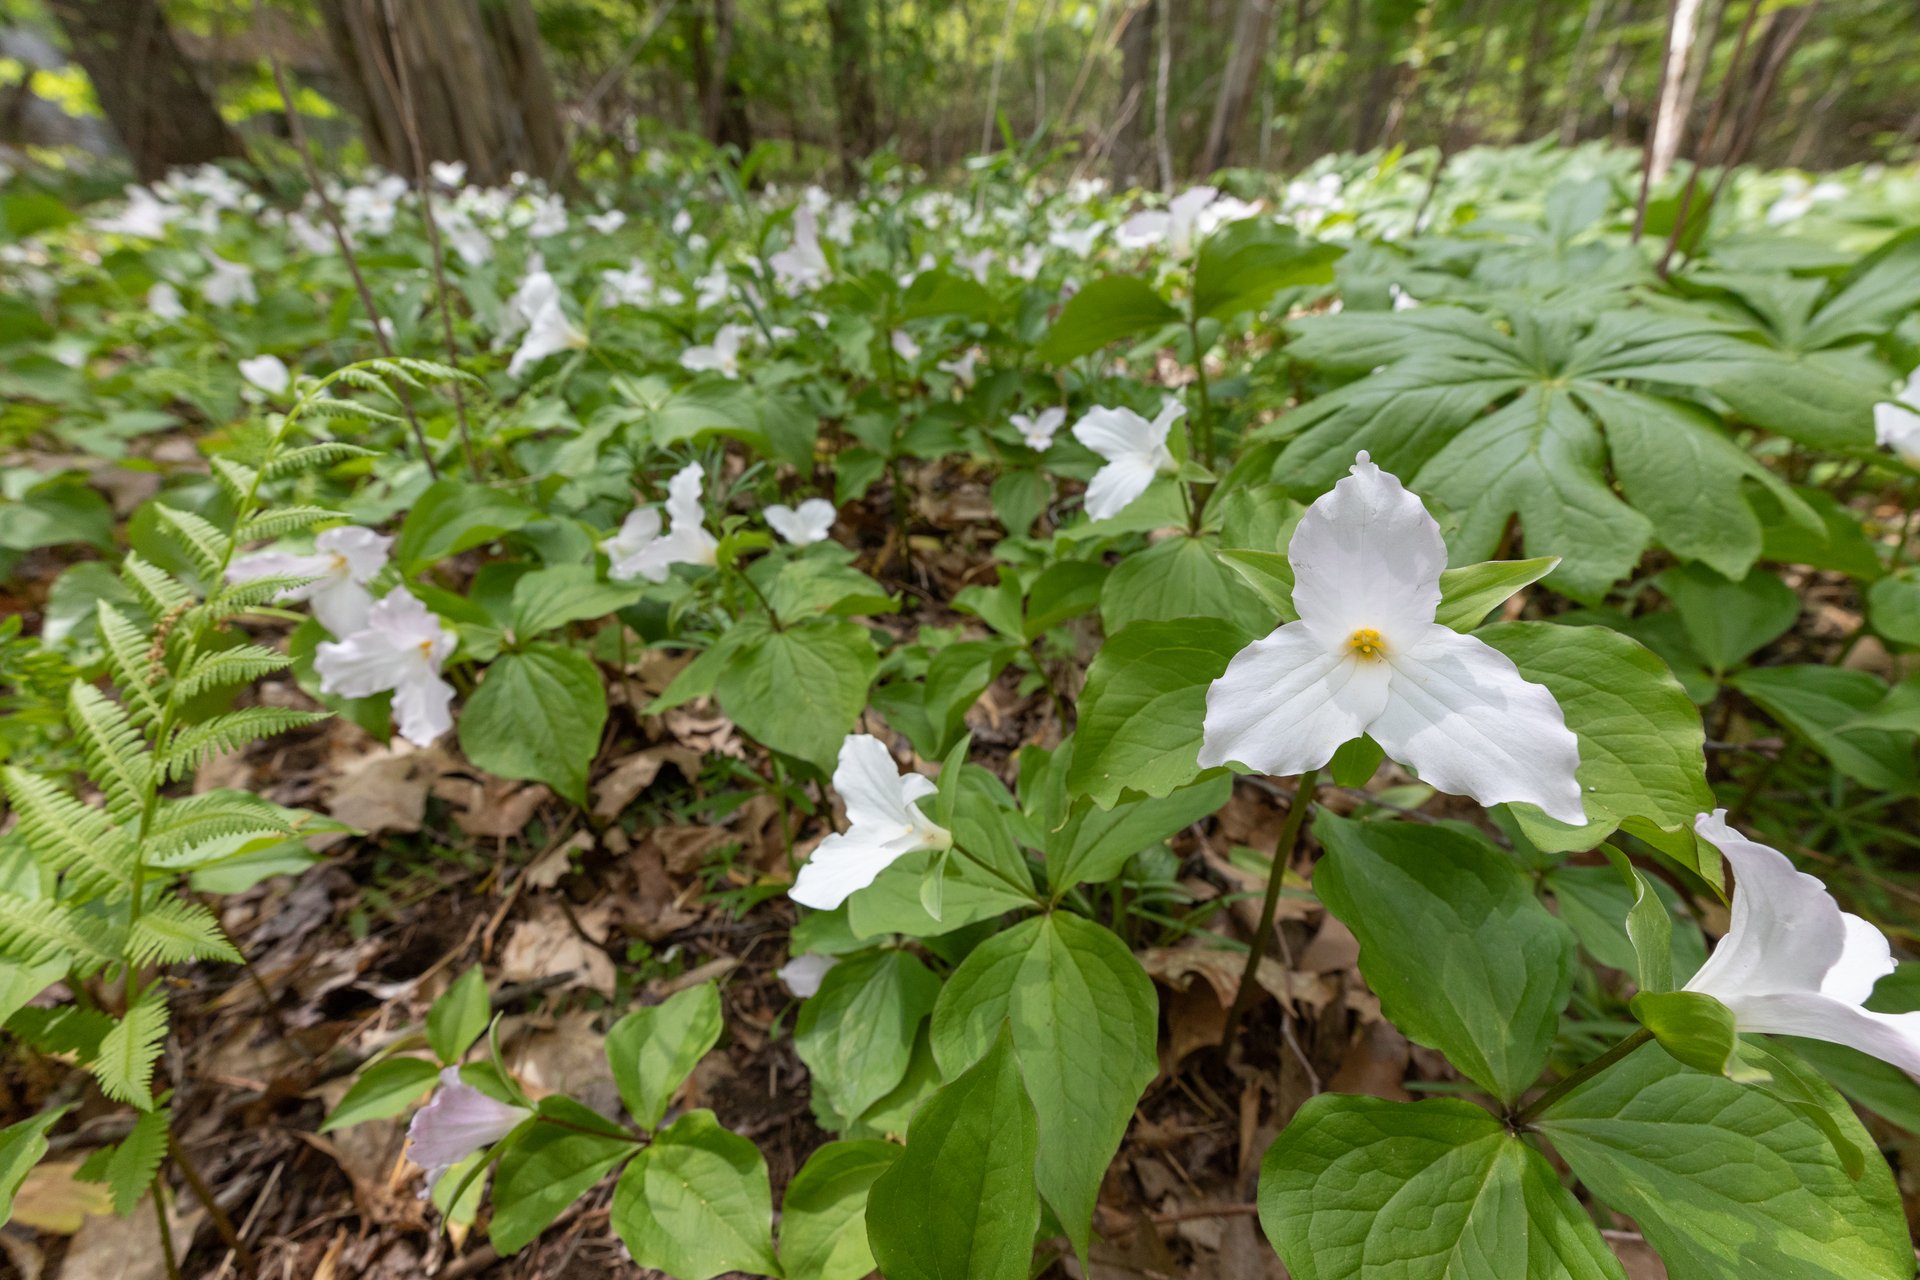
[210, 457, 260, 505]
[306, 398, 402, 428]
[103, 1105, 171, 1216]
[157, 708, 328, 783]
[0, 895, 120, 972]
[201, 574, 316, 622]
[95, 604, 167, 727]
[95, 988, 168, 1110]
[263, 442, 377, 478]
[67, 684, 152, 825]
[174, 645, 290, 700]
[236, 506, 345, 543]
[126, 897, 242, 967]
[0, 768, 136, 902]
[119, 555, 192, 619]
[146, 791, 297, 864]
[150, 506, 230, 581]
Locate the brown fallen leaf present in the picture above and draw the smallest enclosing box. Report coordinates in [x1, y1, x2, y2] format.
[324, 744, 444, 835]
[10, 1160, 111, 1234]
[499, 901, 617, 997]
[1325, 1018, 1413, 1102]
[593, 745, 702, 818]
[57, 1192, 204, 1280]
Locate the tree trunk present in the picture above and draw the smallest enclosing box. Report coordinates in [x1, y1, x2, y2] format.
[45, 0, 245, 181]
[1648, 0, 1706, 180]
[317, 0, 569, 188]
[1117, 0, 1157, 185]
[826, 0, 879, 183]
[1516, 0, 1556, 140]
[703, 0, 753, 151]
[1198, 0, 1275, 173]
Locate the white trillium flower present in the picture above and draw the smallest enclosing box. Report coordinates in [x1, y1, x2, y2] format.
[200, 250, 257, 308]
[1872, 368, 1920, 468]
[1012, 406, 1067, 452]
[790, 734, 952, 910]
[147, 281, 186, 321]
[693, 267, 730, 310]
[1685, 811, 1920, 1075]
[937, 350, 980, 388]
[681, 324, 753, 379]
[1198, 452, 1585, 824]
[584, 209, 628, 234]
[605, 462, 719, 583]
[508, 295, 588, 378]
[767, 498, 837, 546]
[777, 953, 840, 999]
[770, 205, 831, 293]
[890, 329, 922, 363]
[1115, 186, 1252, 256]
[407, 1067, 532, 1194]
[228, 525, 392, 638]
[1071, 398, 1185, 521]
[314, 591, 458, 747]
[1047, 222, 1104, 257]
[238, 354, 291, 396]
[428, 160, 467, 188]
[94, 186, 182, 240]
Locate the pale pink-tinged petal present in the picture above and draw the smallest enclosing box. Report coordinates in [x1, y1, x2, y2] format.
[777, 953, 839, 998]
[1367, 623, 1584, 824]
[408, 1067, 531, 1176]
[1197, 622, 1391, 774]
[226, 550, 333, 602]
[316, 526, 393, 582]
[314, 629, 421, 699]
[1686, 811, 1849, 1000]
[1288, 451, 1446, 651]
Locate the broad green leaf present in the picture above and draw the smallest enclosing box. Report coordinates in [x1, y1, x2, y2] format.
[458, 643, 608, 805]
[1099, 535, 1276, 636]
[1259, 1095, 1625, 1280]
[1868, 568, 1920, 646]
[929, 914, 1156, 1259]
[716, 620, 877, 771]
[1657, 563, 1800, 675]
[1479, 622, 1714, 857]
[1432, 557, 1559, 631]
[796, 951, 942, 1122]
[392, 480, 536, 572]
[320, 1056, 440, 1132]
[1035, 276, 1180, 365]
[1787, 1038, 1920, 1135]
[779, 1140, 902, 1280]
[489, 1097, 632, 1255]
[866, 1027, 1040, 1280]
[0, 1107, 69, 1225]
[1044, 771, 1230, 896]
[989, 470, 1049, 538]
[1067, 618, 1249, 807]
[766, 557, 898, 621]
[1732, 665, 1917, 793]
[1631, 990, 1738, 1075]
[847, 844, 1034, 939]
[611, 1110, 777, 1280]
[606, 982, 724, 1131]
[1536, 1041, 1912, 1280]
[508, 565, 643, 637]
[1314, 814, 1576, 1104]
[1193, 221, 1341, 322]
[1021, 560, 1108, 638]
[427, 967, 490, 1066]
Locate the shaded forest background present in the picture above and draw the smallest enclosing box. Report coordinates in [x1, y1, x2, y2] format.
[1, 0, 1916, 192]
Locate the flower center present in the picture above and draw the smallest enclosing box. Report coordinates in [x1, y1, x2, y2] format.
[1347, 628, 1386, 662]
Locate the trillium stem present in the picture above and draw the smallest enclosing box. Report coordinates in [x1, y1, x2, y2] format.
[1220, 768, 1320, 1049]
[1516, 1027, 1656, 1125]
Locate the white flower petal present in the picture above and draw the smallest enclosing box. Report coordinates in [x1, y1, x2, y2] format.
[316, 526, 393, 583]
[1198, 622, 1391, 774]
[1716, 993, 1920, 1075]
[777, 953, 839, 998]
[1874, 400, 1920, 467]
[1289, 451, 1445, 650]
[1115, 210, 1171, 248]
[1687, 811, 1853, 1002]
[767, 498, 836, 546]
[1367, 623, 1585, 824]
[408, 1067, 530, 1174]
[238, 355, 291, 395]
[790, 826, 923, 910]
[1071, 405, 1159, 463]
[308, 577, 375, 638]
[833, 734, 921, 830]
[1082, 455, 1160, 521]
[392, 670, 456, 746]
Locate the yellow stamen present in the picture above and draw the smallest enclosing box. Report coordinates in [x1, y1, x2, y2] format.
[1348, 628, 1386, 661]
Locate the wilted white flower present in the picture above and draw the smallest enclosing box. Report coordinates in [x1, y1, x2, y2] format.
[1684, 811, 1920, 1074]
[407, 1067, 531, 1194]
[315, 591, 457, 746]
[777, 953, 839, 998]
[238, 354, 291, 396]
[229, 526, 392, 638]
[1071, 398, 1184, 520]
[1873, 369, 1920, 468]
[200, 250, 257, 308]
[1012, 406, 1066, 452]
[790, 734, 951, 910]
[605, 462, 719, 583]
[1199, 453, 1584, 823]
[766, 498, 836, 546]
[681, 323, 753, 379]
